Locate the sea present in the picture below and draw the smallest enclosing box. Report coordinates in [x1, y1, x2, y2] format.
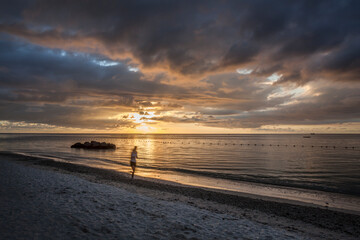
[1, 133, 359, 212]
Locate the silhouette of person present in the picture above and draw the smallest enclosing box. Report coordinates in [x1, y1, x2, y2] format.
[130, 146, 139, 179]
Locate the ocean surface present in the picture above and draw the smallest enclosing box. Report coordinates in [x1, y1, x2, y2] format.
[1, 134, 360, 205]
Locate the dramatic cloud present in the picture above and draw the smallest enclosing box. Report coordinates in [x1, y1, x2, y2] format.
[0, 0, 359, 132]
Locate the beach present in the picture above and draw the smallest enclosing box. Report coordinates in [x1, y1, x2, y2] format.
[1, 152, 359, 239]
[1, 0, 360, 238]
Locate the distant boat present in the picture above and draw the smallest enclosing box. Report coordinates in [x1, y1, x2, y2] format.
[303, 135, 311, 138]
[310, 133, 315, 135]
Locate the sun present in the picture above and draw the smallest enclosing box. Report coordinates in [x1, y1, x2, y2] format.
[136, 124, 153, 133]
[131, 113, 144, 123]
[129, 112, 159, 133]
[129, 112, 156, 124]
[109, 111, 162, 133]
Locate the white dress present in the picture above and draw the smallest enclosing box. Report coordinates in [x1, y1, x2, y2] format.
[131, 151, 137, 163]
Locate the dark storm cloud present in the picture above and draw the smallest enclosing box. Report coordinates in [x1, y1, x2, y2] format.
[0, 36, 190, 101]
[307, 36, 360, 82]
[0, 37, 194, 129]
[1, 0, 359, 82]
[199, 73, 288, 111]
[146, 76, 360, 129]
[0, 0, 359, 131]
[220, 41, 259, 67]
[202, 85, 360, 128]
[0, 0, 32, 22]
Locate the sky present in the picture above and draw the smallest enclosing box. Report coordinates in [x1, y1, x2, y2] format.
[0, 0, 359, 134]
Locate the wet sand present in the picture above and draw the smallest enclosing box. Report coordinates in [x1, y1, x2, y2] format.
[1, 151, 359, 239]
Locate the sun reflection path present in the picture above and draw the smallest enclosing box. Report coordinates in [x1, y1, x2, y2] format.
[141, 138, 155, 165]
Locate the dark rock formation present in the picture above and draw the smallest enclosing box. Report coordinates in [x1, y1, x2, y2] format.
[71, 141, 116, 149]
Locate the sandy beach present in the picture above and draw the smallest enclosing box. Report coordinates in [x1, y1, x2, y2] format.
[1, 0, 360, 239]
[1, 152, 359, 240]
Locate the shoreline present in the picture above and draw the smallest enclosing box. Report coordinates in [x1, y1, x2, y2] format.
[5, 151, 360, 214]
[133, 168, 360, 215]
[2, 151, 360, 215]
[1, 151, 360, 238]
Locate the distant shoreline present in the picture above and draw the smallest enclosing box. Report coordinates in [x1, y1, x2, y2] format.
[1, 133, 360, 135]
[1, 151, 359, 237]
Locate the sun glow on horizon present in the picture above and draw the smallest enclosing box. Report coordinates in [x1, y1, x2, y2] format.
[135, 123, 156, 133]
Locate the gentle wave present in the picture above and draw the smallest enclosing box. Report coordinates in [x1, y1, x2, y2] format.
[8, 150, 360, 196]
[3, 150, 360, 216]
[0, 133, 359, 197]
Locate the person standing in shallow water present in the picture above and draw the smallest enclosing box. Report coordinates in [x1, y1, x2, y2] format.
[130, 146, 139, 179]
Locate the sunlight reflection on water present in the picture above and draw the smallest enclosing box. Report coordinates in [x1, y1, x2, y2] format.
[1, 134, 359, 199]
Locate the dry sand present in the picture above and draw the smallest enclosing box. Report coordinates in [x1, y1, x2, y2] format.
[1, 152, 359, 239]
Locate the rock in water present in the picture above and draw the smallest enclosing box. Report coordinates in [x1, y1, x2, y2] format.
[71, 141, 116, 149]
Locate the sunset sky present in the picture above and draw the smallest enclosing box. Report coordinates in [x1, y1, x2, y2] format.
[0, 0, 359, 133]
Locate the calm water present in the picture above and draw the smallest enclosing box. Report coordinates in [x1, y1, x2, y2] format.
[1, 134, 359, 197]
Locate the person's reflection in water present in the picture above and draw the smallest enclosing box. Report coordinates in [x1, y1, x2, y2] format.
[130, 146, 139, 179]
